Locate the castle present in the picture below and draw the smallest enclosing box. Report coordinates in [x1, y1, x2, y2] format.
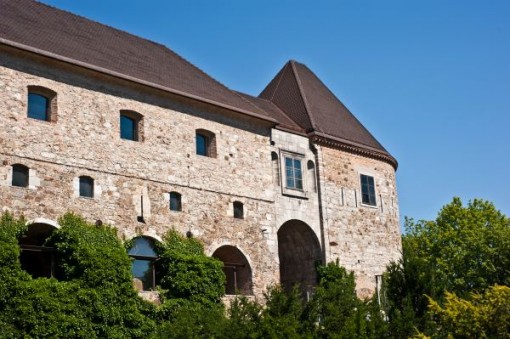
[0, 0, 401, 299]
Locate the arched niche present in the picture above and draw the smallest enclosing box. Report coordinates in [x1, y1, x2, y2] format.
[212, 245, 253, 295]
[277, 220, 322, 296]
[19, 221, 58, 278]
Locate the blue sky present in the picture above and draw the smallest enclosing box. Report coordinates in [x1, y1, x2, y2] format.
[40, 0, 510, 222]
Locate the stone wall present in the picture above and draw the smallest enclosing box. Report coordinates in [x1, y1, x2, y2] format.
[317, 145, 401, 297]
[0, 47, 279, 297]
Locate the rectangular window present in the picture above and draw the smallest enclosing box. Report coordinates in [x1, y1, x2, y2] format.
[120, 115, 137, 141]
[12, 165, 29, 188]
[196, 133, 208, 156]
[28, 93, 50, 121]
[79, 176, 94, 198]
[360, 174, 376, 206]
[170, 192, 182, 211]
[285, 157, 303, 190]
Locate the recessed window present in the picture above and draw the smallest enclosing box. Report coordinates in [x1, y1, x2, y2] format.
[169, 192, 182, 211]
[12, 164, 29, 188]
[19, 223, 57, 279]
[360, 174, 377, 206]
[195, 129, 216, 158]
[79, 176, 94, 198]
[128, 237, 158, 291]
[120, 110, 143, 141]
[233, 201, 244, 219]
[285, 157, 303, 190]
[27, 86, 57, 122]
[212, 245, 253, 295]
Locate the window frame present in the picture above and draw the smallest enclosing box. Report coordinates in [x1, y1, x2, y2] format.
[195, 129, 217, 158]
[120, 110, 143, 142]
[128, 237, 159, 291]
[27, 86, 57, 123]
[360, 173, 377, 207]
[279, 151, 308, 198]
[79, 176, 94, 198]
[11, 164, 29, 188]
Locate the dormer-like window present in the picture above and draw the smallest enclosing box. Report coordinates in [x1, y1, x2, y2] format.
[79, 176, 94, 198]
[12, 164, 29, 188]
[27, 86, 57, 122]
[233, 201, 244, 219]
[120, 110, 143, 141]
[195, 129, 216, 158]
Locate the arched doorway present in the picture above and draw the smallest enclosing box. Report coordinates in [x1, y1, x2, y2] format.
[278, 220, 322, 295]
[212, 245, 253, 295]
[19, 222, 58, 278]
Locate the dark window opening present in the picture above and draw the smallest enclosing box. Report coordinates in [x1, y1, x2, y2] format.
[360, 174, 377, 206]
[233, 201, 244, 219]
[128, 237, 158, 291]
[19, 223, 56, 279]
[28, 93, 49, 121]
[195, 129, 216, 158]
[79, 176, 94, 198]
[212, 245, 253, 295]
[12, 164, 29, 188]
[170, 192, 182, 211]
[285, 157, 303, 190]
[120, 115, 137, 141]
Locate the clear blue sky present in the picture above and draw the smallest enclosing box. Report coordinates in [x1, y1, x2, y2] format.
[40, 0, 510, 223]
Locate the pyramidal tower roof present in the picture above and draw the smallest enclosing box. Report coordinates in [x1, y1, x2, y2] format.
[260, 61, 396, 168]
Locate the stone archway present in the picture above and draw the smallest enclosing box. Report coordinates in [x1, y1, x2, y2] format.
[19, 222, 58, 278]
[278, 220, 322, 295]
[212, 245, 253, 295]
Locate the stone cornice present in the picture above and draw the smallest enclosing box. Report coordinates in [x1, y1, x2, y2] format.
[310, 134, 398, 170]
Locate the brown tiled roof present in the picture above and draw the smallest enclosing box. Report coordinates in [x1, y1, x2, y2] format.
[0, 0, 274, 123]
[235, 92, 304, 134]
[0, 1, 396, 167]
[260, 61, 397, 167]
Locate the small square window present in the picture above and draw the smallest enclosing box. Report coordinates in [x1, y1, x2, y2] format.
[360, 174, 376, 206]
[12, 164, 29, 188]
[285, 157, 303, 190]
[170, 192, 182, 211]
[79, 176, 94, 198]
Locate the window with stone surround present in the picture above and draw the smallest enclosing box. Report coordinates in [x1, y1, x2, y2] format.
[280, 151, 307, 198]
[233, 201, 244, 219]
[12, 164, 29, 188]
[128, 237, 158, 291]
[79, 176, 94, 198]
[120, 110, 143, 141]
[360, 174, 377, 206]
[27, 86, 57, 122]
[195, 129, 216, 158]
[169, 192, 182, 212]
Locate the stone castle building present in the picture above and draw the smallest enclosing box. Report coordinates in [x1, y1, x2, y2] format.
[0, 0, 401, 298]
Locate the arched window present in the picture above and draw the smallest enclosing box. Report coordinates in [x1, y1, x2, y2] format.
[233, 201, 244, 219]
[79, 176, 94, 198]
[120, 110, 143, 141]
[195, 129, 216, 158]
[271, 151, 280, 185]
[169, 192, 182, 211]
[12, 164, 29, 188]
[212, 245, 253, 295]
[128, 237, 158, 291]
[19, 222, 57, 278]
[27, 86, 57, 122]
[307, 160, 317, 193]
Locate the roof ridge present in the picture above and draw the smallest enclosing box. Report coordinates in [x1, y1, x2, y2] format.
[290, 60, 316, 132]
[232, 90, 272, 117]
